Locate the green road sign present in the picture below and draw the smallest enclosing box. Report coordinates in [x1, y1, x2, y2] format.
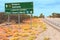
[5, 2, 33, 14]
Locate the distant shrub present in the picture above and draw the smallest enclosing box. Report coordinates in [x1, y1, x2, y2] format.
[0, 12, 30, 24]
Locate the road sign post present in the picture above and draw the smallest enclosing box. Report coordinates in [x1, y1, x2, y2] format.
[5, 2, 33, 27]
[7, 14, 10, 26]
[30, 14, 32, 28]
[18, 14, 20, 27]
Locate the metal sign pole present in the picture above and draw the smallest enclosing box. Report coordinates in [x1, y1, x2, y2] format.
[7, 14, 10, 26]
[18, 14, 20, 28]
[30, 14, 32, 28]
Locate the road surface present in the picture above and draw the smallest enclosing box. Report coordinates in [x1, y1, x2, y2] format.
[36, 18, 60, 40]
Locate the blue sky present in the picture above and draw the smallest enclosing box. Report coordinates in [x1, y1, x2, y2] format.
[0, 0, 60, 16]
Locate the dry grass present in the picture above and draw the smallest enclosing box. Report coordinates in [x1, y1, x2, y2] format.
[0, 18, 46, 40]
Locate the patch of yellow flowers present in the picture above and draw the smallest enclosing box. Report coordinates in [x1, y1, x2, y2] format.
[0, 19, 47, 40]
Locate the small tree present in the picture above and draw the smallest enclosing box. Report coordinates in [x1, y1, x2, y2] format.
[39, 13, 44, 18]
[33, 16, 38, 18]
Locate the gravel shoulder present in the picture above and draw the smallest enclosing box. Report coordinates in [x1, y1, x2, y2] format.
[36, 20, 60, 40]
